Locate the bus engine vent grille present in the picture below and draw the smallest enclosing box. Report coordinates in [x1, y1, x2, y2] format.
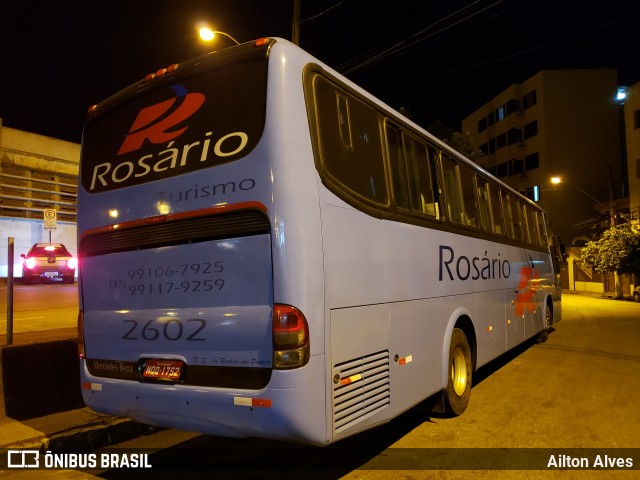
[80, 208, 270, 257]
[332, 350, 390, 434]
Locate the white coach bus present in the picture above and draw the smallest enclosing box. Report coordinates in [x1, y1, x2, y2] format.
[77, 37, 561, 446]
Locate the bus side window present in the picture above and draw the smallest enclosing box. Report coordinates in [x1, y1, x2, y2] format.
[405, 136, 440, 218]
[313, 76, 388, 205]
[520, 202, 532, 245]
[426, 146, 442, 218]
[440, 155, 464, 224]
[387, 124, 410, 210]
[527, 207, 541, 246]
[501, 190, 516, 240]
[459, 164, 479, 228]
[512, 199, 526, 243]
[537, 210, 548, 247]
[489, 181, 505, 236]
[337, 94, 353, 150]
[476, 175, 494, 233]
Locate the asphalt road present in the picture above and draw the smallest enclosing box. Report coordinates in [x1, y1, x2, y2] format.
[0, 281, 78, 336]
[3, 290, 639, 479]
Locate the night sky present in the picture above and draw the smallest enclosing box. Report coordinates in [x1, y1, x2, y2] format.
[2, 0, 639, 144]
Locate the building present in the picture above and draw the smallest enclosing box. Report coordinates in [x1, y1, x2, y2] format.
[0, 119, 79, 276]
[462, 69, 624, 246]
[623, 81, 640, 222]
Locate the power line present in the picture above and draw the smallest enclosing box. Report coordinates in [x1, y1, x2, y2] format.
[337, 0, 508, 75]
[303, 0, 349, 23]
[357, 9, 640, 83]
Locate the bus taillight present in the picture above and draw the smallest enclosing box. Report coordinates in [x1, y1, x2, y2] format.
[272, 304, 309, 369]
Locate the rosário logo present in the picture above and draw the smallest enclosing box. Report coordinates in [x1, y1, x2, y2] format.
[117, 85, 204, 155]
[88, 84, 251, 192]
[438, 246, 544, 318]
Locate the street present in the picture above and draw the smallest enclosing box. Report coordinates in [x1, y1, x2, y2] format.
[2, 291, 640, 479]
[0, 282, 77, 335]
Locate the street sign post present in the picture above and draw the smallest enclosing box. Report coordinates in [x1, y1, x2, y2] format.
[44, 208, 57, 243]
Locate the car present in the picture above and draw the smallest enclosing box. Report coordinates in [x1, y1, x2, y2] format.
[634, 286, 640, 303]
[20, 243, 77, 284]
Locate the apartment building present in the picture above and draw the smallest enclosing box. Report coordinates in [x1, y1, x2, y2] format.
[462, 69, 623, 245]
[623, 81, 640, 222]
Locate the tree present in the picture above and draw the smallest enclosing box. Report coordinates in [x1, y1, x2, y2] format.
[444, 131, 480, 162]
[426, 120, 455, 142]
[426, 120, 480, 161]
[580, 222, 640, 276]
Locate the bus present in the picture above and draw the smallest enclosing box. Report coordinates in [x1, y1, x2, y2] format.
[77, 37, 561, 446]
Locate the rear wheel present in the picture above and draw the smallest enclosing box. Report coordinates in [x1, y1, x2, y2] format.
[537, 303, 552, 343]
[443, 328, 472, 416]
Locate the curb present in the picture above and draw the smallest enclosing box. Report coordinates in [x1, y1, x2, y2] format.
[3, 417, 162, 451]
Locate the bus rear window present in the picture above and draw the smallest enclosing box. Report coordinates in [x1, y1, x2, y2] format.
[81, 55, 268, 193]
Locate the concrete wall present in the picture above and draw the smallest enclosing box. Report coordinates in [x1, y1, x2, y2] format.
[0, 123, 79, 176]
[0, 124, 79, 164]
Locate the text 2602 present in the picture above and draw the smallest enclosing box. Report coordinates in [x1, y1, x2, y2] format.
[122, 319, 207, 341]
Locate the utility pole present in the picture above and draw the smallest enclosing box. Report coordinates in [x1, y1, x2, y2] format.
[292, 0, 301, 45]
[608, 164, 623, 298]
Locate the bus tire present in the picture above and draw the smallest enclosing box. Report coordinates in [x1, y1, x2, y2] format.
[443, 328, 472, 416]
[537, 304, 552, 343]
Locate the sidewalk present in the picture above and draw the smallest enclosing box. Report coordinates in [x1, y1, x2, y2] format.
[562, 288, 639, 301]
[0, 328, 154, 450]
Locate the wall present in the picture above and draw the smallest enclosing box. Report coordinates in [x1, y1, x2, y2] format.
[0, 120, 79, 277]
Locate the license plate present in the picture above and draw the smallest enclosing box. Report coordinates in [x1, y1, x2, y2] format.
[142, 359, 183, 380]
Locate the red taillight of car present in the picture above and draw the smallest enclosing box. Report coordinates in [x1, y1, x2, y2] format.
[25, 257, 37, 269]
[67, 257, 78, 270]
[272, 304, 309, 369]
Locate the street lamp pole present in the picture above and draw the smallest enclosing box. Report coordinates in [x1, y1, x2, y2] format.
[550, 176, 615, 225]
[608, 165, 616, 228]
[550, 176, 621, 297]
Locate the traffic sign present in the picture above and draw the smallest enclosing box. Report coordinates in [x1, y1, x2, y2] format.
[44, 208, 57, 230]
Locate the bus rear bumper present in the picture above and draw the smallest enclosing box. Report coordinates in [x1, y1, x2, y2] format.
[80, 354, 328, 446]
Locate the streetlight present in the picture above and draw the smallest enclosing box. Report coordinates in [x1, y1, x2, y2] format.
[550, 177, 602, 206]
[550, 176, 615, 227]
[198, 27, 240, 46]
